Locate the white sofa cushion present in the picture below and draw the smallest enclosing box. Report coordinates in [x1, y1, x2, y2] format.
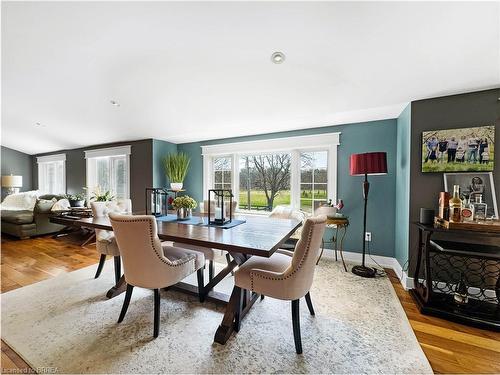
[0, 191, 38, 211]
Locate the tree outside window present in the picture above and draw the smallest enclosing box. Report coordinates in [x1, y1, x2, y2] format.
[239, 153, 291, 212]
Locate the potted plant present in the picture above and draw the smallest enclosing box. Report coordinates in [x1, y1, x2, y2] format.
[89, 186, 115, 217]
[91, 186, 115, 202]
[65, 189, 87, 207]
[172, 195, 197, 220]
[163, 153, 190, 191]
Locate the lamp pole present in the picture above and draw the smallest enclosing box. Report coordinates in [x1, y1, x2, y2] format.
[352, 172, 376, 278]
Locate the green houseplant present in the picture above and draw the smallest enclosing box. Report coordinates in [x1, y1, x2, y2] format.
[65, 189, 87, 207]
[91, 186, 115, 202]
[163, 153, 190, 191]
[172, 195, 197, 220]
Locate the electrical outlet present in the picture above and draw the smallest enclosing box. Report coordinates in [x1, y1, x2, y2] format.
[365, 232, 372, 242]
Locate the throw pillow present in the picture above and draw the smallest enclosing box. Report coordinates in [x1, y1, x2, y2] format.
[51, 198, 70, 211]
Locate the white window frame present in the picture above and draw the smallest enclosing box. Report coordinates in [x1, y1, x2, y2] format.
[85, 145, 131, 200]
[201, 133, 340, 213]
[37, 153, 66, 194]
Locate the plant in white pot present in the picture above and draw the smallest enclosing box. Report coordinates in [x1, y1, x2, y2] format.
[163, 153, 190, 191]
[172, 195, 197, 220]
[90, 186, 115, 217]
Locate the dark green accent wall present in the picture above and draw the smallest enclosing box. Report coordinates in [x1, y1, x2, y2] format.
[1, 146, 33, 196]
[152, 139, 178, 188]
[33, 140, 154, 211]
[178, 119, 398, 258]
[395, 104, 411, 268]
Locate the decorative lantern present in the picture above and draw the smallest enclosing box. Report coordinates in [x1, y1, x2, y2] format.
[207, 189, 234, 225]
[145, 187, 169, 216]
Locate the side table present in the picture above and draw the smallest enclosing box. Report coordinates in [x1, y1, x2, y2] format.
[317, 217, 349, 271]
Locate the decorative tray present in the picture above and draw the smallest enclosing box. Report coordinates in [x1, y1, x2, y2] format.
[434, 217, 500, 233]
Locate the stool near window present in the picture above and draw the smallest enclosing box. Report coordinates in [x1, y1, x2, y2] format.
[349, 152, 387, 278]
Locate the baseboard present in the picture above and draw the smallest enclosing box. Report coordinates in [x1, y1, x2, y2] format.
[322, 247, 414, 290]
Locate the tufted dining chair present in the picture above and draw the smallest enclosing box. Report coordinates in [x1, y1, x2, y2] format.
[232, 215, 326, 354]
[109, 213, 205, 338]
[90, 199, 132, 284]
[173, 199, 238, 284]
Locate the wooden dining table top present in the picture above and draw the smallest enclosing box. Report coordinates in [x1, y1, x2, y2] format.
[51, 214, 302, 257]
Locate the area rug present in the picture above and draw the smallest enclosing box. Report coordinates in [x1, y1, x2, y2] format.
[1, 258, 432, 374]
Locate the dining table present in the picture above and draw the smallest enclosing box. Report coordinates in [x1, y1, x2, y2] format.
[50, 213, 302, 345]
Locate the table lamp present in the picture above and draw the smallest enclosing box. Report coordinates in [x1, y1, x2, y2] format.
[349, 152, 387, 278]
[1, 175, 23, 195]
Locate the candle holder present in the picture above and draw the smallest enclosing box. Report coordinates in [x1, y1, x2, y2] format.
[207, 189, 234, 225]
[145, 187, 169, 216]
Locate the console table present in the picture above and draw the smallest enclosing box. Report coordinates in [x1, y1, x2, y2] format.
[410, 222, 500, 331]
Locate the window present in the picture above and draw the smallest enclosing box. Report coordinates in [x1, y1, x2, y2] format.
[213, 156, 232, 190]
[239, 153, 291, 212]
[37, 154, 66, 194]
[85, 146, 131, 199]
[300, 151, 328, 213]
[202, 133, 340, 214]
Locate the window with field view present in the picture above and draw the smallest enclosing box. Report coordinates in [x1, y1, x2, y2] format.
[300, 151, 328, 213]
[203, 132, 339, 215]
[238, 153, 291, 212]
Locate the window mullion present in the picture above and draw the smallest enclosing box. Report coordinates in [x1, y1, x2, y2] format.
[291, 150, 300, 210]
[232, 154, 239, 205]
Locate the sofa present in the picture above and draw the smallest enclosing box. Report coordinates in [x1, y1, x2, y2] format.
[1, 193, 66, 239]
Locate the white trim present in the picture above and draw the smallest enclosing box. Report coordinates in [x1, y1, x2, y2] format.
[392, 259, 414, 290]
[321, 246, 413, 290]
[84, 145, 131, 159]
[231, 154, 239, 203]
[201, 133, 340, 156]
[37, 153, 66, 163]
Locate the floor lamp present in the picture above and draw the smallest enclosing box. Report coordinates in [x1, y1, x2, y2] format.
[349, 152, 387, 278]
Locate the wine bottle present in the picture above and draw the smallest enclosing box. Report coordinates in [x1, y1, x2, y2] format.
[449, 185, 462, 222]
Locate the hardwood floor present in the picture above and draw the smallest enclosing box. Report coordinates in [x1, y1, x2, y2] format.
[1, 232, 99, 374]
[387, 270, 500, 374]
[1, 233, 499, 374]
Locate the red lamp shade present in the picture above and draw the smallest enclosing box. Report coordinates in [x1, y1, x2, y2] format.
[350, 152, 387, 176]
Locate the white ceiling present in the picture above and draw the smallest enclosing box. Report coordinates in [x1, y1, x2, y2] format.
[2, 1, 499, 155]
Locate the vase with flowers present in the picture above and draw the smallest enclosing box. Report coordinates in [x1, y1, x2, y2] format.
[172, 195, 197, 220]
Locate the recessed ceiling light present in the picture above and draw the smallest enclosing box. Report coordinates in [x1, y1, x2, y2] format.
[110, 100, 120, 107]
[35, 122, 46, 127]
[271, 52, 285, 64]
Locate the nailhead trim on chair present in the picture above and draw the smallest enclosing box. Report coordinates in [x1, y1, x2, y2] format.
[249, 221, 317, 291]
[110, 217, 196, 267]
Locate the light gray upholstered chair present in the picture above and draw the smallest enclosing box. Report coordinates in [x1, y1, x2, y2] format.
[109, 213, 205, 338]
[173, 199, 238, 282]
[91, 199, 132, 284]
[233, 215, 326, 354]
